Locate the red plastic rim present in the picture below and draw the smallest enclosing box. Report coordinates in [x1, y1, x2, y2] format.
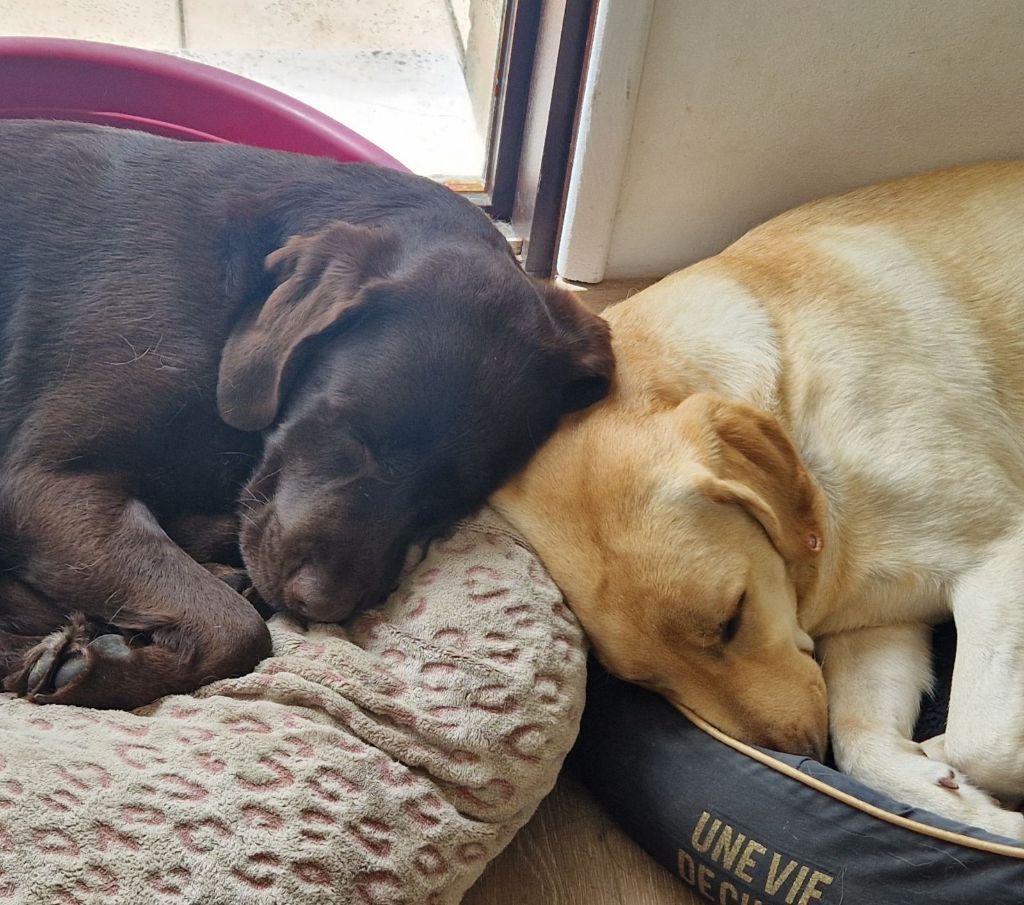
[0, 36, 409, 170]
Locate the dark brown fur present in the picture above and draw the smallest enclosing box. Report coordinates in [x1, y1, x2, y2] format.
[0, 120, 613, 709]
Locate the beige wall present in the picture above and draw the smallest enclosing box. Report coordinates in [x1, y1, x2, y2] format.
[599, 0, 1024, 279]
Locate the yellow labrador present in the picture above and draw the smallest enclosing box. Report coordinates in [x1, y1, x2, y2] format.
[494, 162, 1024, 839]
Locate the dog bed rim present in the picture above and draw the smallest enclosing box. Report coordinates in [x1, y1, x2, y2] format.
[0, 36, 409, 170]
[679, 703, 1024, 859]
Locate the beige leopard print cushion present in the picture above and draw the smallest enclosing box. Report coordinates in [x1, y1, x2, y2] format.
[0, 508, 586, 904]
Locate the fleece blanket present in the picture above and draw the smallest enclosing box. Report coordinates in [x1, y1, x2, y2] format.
[0, 508, 586, 904]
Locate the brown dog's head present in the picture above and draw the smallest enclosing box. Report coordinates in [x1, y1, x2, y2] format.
[217, 221, 612, 622]
[494, 392, 829, 758]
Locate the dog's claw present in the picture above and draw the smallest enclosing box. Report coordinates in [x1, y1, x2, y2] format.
[52, 654, 87, 689]
[938, 770, 960, 791]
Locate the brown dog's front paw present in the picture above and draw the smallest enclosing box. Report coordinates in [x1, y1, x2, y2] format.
[5, 614, 137, 704]
[4, 583, 271, 709]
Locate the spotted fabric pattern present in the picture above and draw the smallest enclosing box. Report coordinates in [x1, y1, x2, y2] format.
[0, 508, 586, 904]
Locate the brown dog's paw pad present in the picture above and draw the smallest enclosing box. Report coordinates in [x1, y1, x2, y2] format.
[52, 655, 87, 690]
[26, 647, 60, 694]
[88, 634, 132, 660]
[52, 635, 130, 690]
[8, 619, 142, 703]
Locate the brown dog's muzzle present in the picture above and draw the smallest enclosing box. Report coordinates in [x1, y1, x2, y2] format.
[277, 560, 395, 623]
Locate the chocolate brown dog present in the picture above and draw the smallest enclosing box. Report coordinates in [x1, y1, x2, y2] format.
[0, 120, 612, 709]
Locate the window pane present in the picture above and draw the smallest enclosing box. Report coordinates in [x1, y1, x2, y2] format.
[1, 0, 509, 184]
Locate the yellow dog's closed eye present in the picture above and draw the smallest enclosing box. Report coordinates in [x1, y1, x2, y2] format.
[719, 592, 745, 644]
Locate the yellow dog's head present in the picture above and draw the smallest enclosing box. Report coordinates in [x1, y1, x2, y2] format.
[495, 392, 829, 757]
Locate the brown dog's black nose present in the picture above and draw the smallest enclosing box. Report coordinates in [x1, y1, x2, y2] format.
[284, 565, 325, 616]
[283, 564, 358, 623]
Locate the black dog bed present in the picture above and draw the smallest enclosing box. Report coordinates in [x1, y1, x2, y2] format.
[571, 623, 1024, 904]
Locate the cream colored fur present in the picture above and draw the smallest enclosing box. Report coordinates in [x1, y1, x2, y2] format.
[494, 163, 1024, 840]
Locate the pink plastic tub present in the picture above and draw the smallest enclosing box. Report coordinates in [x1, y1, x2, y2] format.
[0, 37, 408, 170]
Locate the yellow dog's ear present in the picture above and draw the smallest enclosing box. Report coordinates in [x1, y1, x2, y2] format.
[675, 393, 825, 568]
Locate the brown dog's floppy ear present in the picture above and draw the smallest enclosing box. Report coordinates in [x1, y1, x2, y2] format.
[218, 221, 398, 432]
[677, 393, 825, 567]
[540, 283, 615, 413]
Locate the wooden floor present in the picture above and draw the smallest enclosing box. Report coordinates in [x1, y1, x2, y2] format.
[463, 772, 698, 905]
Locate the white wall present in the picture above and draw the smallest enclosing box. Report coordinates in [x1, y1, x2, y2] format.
[564, 0, 1024, 281]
